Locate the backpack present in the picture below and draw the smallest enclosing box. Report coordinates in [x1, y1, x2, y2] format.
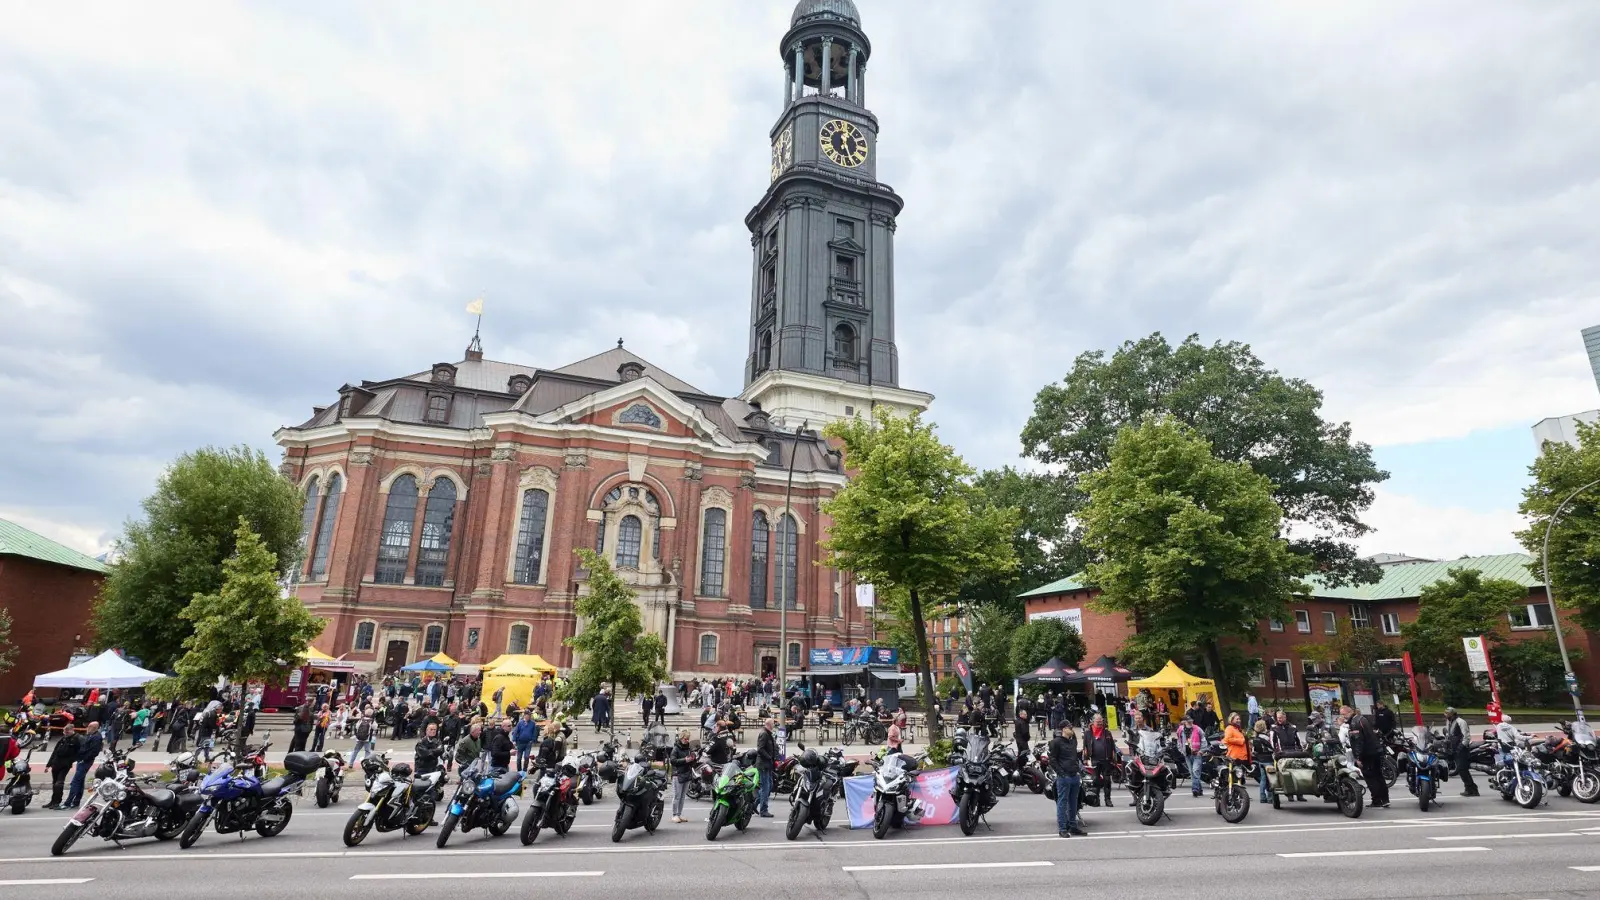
[354, 719, 372, 742]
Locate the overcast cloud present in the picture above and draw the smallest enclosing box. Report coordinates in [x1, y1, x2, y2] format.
[4, 1, 1599, 563]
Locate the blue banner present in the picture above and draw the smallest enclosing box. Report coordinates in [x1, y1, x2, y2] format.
[810, 647, 899, 667]
[843, 767, 960, 829]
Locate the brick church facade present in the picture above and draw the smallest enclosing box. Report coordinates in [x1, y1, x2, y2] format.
[276, 0, 931, 678]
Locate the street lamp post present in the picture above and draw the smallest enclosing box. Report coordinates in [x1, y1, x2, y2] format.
[776, 421, 806, 701]
[1540, 477, 1600, 723]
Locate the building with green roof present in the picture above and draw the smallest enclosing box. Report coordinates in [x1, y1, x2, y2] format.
[0, 517, 108, 701]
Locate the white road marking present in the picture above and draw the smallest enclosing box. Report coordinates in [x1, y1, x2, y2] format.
[843, 861, 1053, 872]
[1572, 866, 1600, 872]
[1278, 846, 1488, 858]
[350, 871, 603, 880]
[0, 879, 94, 886]
[1428, 832, 1591, 841]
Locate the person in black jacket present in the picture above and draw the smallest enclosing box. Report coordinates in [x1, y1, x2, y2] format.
[755, 718, 778, 817]
[1084, 714, 1118, 808]
[1013, 709, 1032, 758]
[653, 690, 667, 727]
[485, 718, 514, 771]
[1048, 723, 1085, 837]
[1442, 707, 1477, 796]
[533, 721, 566, 769]
[668, 730, 697, 823]
[1373, 701, 1397, 739]
[1343, 705, 1389, 807]
[45, 724, 82, 809]
[65, 720, 103, 808]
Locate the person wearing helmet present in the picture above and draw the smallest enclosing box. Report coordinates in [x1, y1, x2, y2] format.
[1442, 707, 1477, 797]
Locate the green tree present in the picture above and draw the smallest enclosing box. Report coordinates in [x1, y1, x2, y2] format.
[1080, 419, 1311, 719]
[1021, 333, 1387, 588]
[147, 519, 324, 755]
[964, 603, 1019, 687]
[959, 468, 1085, 616]
[93, 446, 305, 670]
[868, 585, 953, 667]
[1518, 418, 1600, 632]
[1494, 636, 1584, 708]
[1296, 626, 1390, 671]
[1402, 568, 1527, 707]
[1008, 616, 1087, 677]
[0, 606, 16, 674]
[559, 549, 667, 727]
[823, 411, 1018, 737]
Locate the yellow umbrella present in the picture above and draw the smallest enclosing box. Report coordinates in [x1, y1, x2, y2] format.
[429, 652, 458, 668]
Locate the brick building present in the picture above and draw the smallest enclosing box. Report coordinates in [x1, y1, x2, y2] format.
[275, 0, 934, 679]
[925, 613, 968, 683]
[0, 518, 106, 701]
[1020, 553, 1600, 707]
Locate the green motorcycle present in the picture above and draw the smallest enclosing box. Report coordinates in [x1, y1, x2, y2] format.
[706, 749, 760, 841]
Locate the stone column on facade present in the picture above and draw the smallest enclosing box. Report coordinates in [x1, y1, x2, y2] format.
[329, 446, 379, 596]
[783, 59, 793, 106]
[792, 42, 805, 100]
[467, 446, 518, 628]
[820, 38, 832, 97]
[404, 478, 430, 584]
[858, 61, 866, 105]
[846, 45, 858, 104]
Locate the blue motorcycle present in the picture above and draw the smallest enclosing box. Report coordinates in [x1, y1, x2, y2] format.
[178, 737, 325, 849]
[1402, 725, 1448, 812]
[434, 754, 524, 848]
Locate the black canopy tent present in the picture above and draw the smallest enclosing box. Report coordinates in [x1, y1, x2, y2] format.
[1066, 655, 1137, 685]
[1017, 657, 1078, 686]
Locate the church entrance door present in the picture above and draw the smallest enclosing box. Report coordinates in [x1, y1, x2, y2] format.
[382, 640, 410, 675]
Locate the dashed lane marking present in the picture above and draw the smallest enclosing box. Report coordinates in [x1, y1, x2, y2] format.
[1278, 846, 1488, 858]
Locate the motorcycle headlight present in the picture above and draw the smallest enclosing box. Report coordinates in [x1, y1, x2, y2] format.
[96, 780, 126, 802]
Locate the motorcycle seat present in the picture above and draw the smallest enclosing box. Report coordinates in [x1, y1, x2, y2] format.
[143, 788, 177, 808]
[490, 771, 521, 795]
[258, 776, 288, 796]
[1274, 751, 1310, 759]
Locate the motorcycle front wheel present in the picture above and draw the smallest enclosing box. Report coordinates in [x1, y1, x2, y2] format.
[612, 804, 628, 843]
[785, 798, 806, 840]
[1418, 779, 1434, 813]
[1219, 785, 1249, 824]
[343, 808, 374, 846]
[871, 798, 892, 839]
[519, 804, 543, 846]
[50, 822, 85, 857]
[1514, 777, 1544, 809]
[1337, 779, 1364, 818]
[958, 792, 978, 836]
[178, 809, 211, 850]
[1135, 786, 1164, 826]
[434, 811, 458, 848]
[1573, 771, 1600, 804]
[1381, 755, 1398, 787]
[706, 804, 726, 841]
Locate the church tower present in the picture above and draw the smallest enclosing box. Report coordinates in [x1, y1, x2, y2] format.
[740, 0, 932, 427]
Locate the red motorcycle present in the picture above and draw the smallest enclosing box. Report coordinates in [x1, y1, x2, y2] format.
[518, 762, 578, 845]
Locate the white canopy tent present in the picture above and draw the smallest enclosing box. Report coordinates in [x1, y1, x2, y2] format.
[33, 650, 163, 689]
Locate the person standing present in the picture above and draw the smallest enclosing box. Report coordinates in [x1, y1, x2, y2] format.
[1085, 714, 1117, 807]
[45, 723, 82, 809]
[592, 688, 611, 733]
[1270, 709, 1306, 802]
[1442, 707, 1478, 797]
[1013, 709, 1032, 759]
[1343, 705, 1389, 808]
[1175, 714, 1205, 797]
[669, 730, 696, 823]
[755, 718, 778, 818]
[350, 712, 377, 766]
[1049, 723, 1085, 837]
[653, 689, 668, 727]
[513, 710, 538, 771]
[289, 702, 312, 753]
[1246, 692, 1261, 731]
[64, 720, 103, 809]
[640, 692, 654, 729]
[312, 704, 330, 753]
[130, 704, 150, 747]
[490, 685, 505, 719]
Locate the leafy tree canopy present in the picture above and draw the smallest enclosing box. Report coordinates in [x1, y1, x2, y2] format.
[1296, 626, 1389, 672]
[1402, 567, 1528, 707]
[1518, 418, 1600, 631]
[959, 468, 1085, 617]
[1020, 333, 1387, 588]
[964, 603, 1019, 687]
[1008, 616, 1086, 678]
[560, 549, 667, 719]
[1080, 418, 1311, 717]
[823, 411, 1017, 735]
[93, 446, 305, 671]
[0, 606, 16, 675]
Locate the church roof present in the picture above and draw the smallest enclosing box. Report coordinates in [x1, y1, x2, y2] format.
[792, 0, 860, 27]
[0, 518, 109, 574]
[549, 346, 706, 396]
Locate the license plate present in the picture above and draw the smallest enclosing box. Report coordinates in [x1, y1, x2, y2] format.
[71, 805, 95, 824]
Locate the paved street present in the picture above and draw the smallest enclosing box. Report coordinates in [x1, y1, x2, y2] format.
[4, 778, 1598, 899]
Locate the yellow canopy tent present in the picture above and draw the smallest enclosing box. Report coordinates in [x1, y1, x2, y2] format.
[481, 658, 549, 712]
[481, 654, 558, 675]
[428, 652, 458, 668]
[1126, 661, 1217, 725]
[301, 645, 357, 673]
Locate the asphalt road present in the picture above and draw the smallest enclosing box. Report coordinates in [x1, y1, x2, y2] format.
[3, 780, 1598, 899]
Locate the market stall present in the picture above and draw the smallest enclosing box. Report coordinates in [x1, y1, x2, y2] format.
[1126, 661, 1216, 724]
[32, 650, 162, 690]
[480, 658, 550, 711]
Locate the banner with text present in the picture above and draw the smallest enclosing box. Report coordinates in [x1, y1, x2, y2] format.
[843, 766, 961, 829]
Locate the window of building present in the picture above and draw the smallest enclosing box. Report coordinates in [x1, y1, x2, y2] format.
[699, 633, 718, 665]
[1294, 609, 1311, 634]
[1249, 659, 1265, 687]
[834, 254, 857, 282]
[700, 509, 727, 597]
[1349, 604, 1371, 630]
[374, 475, 418, 584]
[757, 330, 773, 373]
[1268, 617, 1284, 632]
[292, 476, 321, 585]
[1322, 610, 1338, 635]
[353, 621, 376, 652]
[1508, 602, 1555, 629]
[423, 624, 443, 655]
[413, 477, 456, 586]
[1302, 660, 1318, 676]
[1273, 659, 1293, 687]
[835, 218, 854, 241]
[309, 473, 343, 580]
[425, 394, 450, 424]
[508, 624, 530, 654]
[765, 441, 782, 466]
[832, 322, 857, 363]
[749, 511, 769, 609]
[616, 515, 642, 568]
[787, 642, 802, 668]
[645, 490, 662, 560]
[832, 569, 842, 619]
[512, 489, 550, 585]
[776, 514, 799, 610]
[1380, 612, 1401, 636]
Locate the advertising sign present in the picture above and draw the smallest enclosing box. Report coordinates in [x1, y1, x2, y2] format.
[809, 647, 900, 667]
[953, 656, 974, 694]
[1027, 607, 1083, 634]
[855, 584, 876, 608]
[843, 767, 960, 829]
[1462, 636, 1489, 673]
[1307, 681, 1343, 717]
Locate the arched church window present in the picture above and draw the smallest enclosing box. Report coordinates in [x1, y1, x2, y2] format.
[616, 515, 642, 569]
[309, 473, 343, 581]
[512, 489, 550, 585]
[414, 477, 457, 586]
[833, 323, 857, 363]
[699, 508, 726, 597]
[757, 331, 773, 373]
[374, 475, 418, 584]
[293, 476, 320, 585]
[749, 511, 769, 609]
[776, 513, 798, 610]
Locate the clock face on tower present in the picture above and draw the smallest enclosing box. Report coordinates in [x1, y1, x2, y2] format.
[770, 127, 793, 182]
[819, 119, 869, 168]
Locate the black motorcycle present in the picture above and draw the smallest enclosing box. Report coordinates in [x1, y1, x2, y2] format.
[520, 762, 579, 845]
[315, 749, 348, 808]
[6, 745, 36, 814]
[51, 750, 201, 855]
[611, 755, 667, 842]
[784, 745, 841, 840]
[572, 737, 621, 805]
[952, 733, 999, 835]
[992, 743, 1045, 795]
[342, 757, 442, 846]
[1124, 730, 1179, 826]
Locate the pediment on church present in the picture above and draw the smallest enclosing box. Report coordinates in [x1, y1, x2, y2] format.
[533, 378, 737, 448]
[827, 237, 866, 254]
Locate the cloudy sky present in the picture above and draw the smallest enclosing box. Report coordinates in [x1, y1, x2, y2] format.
[4, 1, 1599, 563]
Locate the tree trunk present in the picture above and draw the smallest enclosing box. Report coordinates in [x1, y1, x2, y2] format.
[907, 587, 943, 742]
[1202, 641, 1232, 721]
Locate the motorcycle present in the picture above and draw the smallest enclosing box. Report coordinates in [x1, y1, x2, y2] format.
[6, 709, 44, 751]
[951, 732, 999, 835]
[706, 749, 760, 841]
[50, 750, 202, 855]
[1379, 731, 1404, 787]
[1560, 720, 1599, 803]
[519, 762, 579, 845]
[1401, 725, 1448, 812]
[686, 753, 718, 801]
[1489, 738, 1547, 809]
[785, 745, 841, 840]
[342, 757, 441, 846]
[6, 746, 36, 814]
[569, 737, 621, 805]
[611, 755, 667, 842]
[1263, 726, 1365, 817]
[1124, 729, 1178, 826]
[315, 749, 348, 808]
[869, 750, 918, 839]
[1209, 751, 1251, 824]
[993, 743, 1045, 795]
[772, 754, 801, 797]
[178, 740, 325, 849]
[435, 754, 525, 848]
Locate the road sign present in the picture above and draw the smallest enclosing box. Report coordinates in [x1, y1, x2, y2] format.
[1463, 636, 1489, 673]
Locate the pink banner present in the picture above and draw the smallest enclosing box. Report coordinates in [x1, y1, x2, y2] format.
[843, 766, 960, 828]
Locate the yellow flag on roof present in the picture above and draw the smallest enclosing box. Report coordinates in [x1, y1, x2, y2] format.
[465, 298, 484, 315]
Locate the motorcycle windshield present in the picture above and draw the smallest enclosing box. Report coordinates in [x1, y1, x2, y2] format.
[1137, 730, 1164, 757]
[968, 735, 990, 763]
[1411, 726, 1432, 749]
[620, 763, 642, 792]
[1573, 721, 1597, 747]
